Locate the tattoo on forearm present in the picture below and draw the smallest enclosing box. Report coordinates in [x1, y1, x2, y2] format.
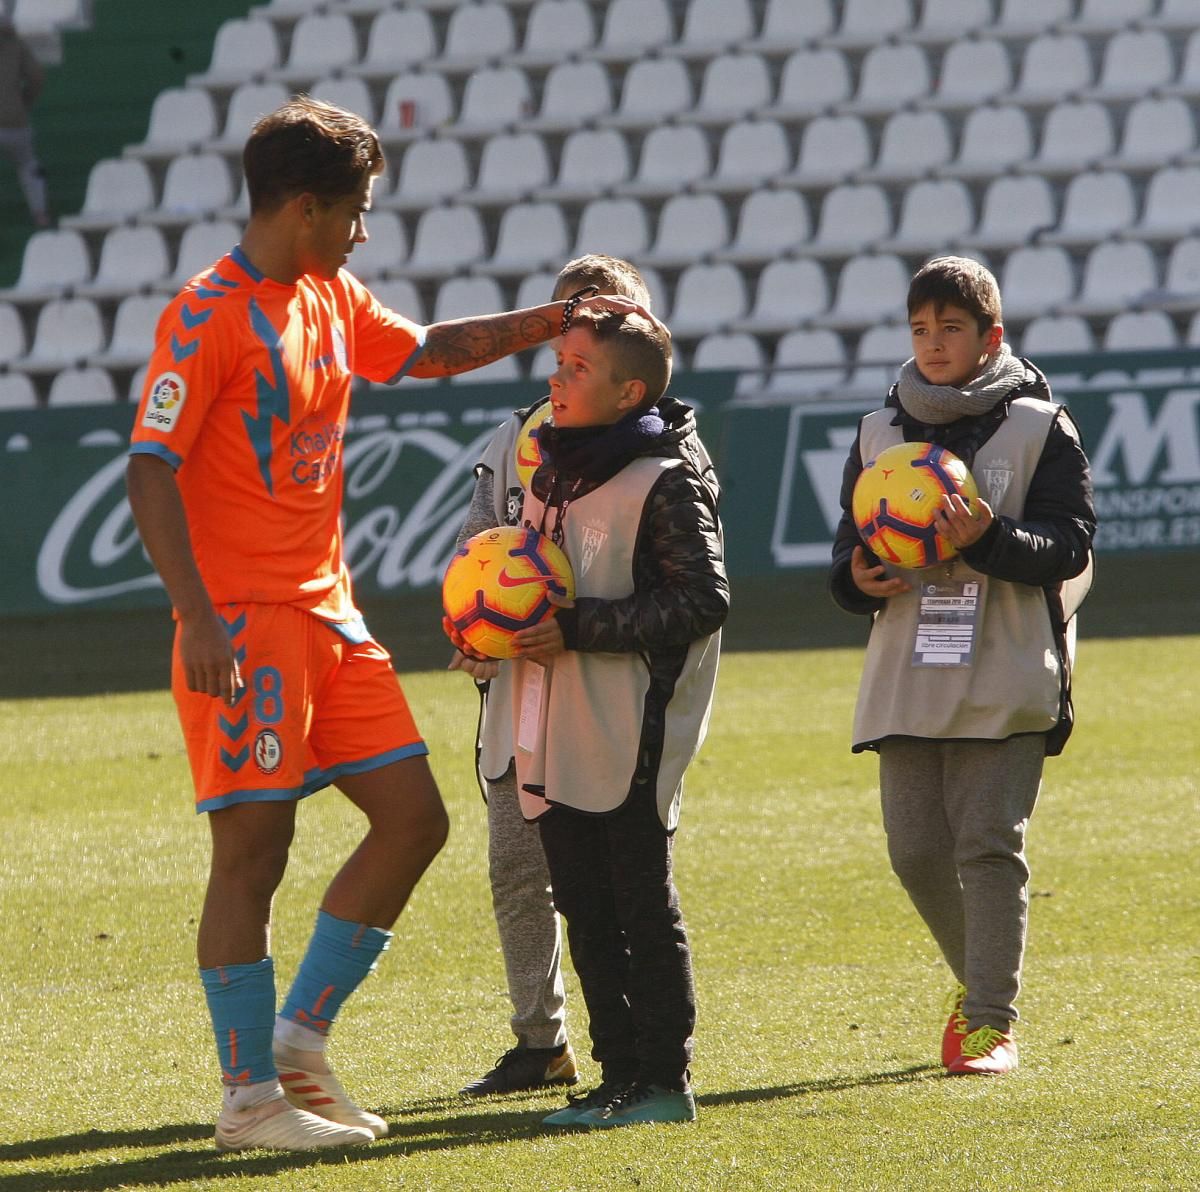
[422, 311, 555, 374]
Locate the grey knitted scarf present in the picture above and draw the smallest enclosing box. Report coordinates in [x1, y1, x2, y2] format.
[896, 343, 1028, 425]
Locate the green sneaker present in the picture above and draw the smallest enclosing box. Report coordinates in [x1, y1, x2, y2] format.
[542, 1080, 631, 1128]
[574, 1082, 696, 1129]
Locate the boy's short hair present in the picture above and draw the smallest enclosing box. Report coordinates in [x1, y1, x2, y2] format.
[244, 96, 385, 214]
[569, 308, 672, 406]
[554, 254, 651, 307]
[907, 256, 1002, 334]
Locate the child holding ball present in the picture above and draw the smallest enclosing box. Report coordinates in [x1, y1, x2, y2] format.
[829, 256, 1096, 1076]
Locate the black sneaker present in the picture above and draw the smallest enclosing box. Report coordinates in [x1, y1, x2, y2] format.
[459, 1042, 578, 1097]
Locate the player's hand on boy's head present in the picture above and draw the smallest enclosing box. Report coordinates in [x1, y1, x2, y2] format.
[850, 545, 912, 599]
[577, 295, 670, 339]
[512, 590, 573, 662]
[179, 612, 244, 705]
[935, 493, 994, 549]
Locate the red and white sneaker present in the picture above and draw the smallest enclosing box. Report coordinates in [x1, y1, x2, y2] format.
[941, 983, 969, 1068]
[215, 1090, 374, 1152]
[947, 1026, 1018, 1076]
[275, 1057, 389, 1138]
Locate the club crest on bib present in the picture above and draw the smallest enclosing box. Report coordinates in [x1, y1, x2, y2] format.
[142, 371, 187, 431]
[580, 524, 607, 577]
[981, 459, 1014, 508]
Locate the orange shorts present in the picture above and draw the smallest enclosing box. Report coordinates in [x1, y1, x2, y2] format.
[173, 604, 427, 813]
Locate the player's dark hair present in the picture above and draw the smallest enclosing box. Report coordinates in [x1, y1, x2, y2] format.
[568, 307, 672, 406]
[243, 96, 385, 215]
[907, 255, 1001, 334]
[553, 254, 651, 307]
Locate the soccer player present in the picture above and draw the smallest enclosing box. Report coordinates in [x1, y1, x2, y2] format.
[125, 97, 643, 1152]
[829, 256, 1096, 1076]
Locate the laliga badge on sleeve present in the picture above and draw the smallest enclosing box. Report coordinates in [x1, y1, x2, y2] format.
[518, 663, 545, 754]
[912, 577, 985, 667]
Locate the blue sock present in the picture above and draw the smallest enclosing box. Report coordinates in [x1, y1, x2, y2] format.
[200, 958, 278, 1087]
[279, 910, 392, 1038]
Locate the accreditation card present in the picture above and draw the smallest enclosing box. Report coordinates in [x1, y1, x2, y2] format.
[912, 576, 984, 667]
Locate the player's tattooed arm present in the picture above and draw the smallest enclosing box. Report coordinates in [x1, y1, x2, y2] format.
[410, 306, 558, 377]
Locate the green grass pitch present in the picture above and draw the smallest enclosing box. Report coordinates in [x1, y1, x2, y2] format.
[1, 636, 1197, 1191]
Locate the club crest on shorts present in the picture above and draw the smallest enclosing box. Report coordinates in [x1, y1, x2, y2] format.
[142, 372, 187, 431]
[253, 728, 283, 775]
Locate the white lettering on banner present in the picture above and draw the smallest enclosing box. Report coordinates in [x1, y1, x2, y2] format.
[1091, 390, 1200, 486]
[36, 453, 161, 604]
[771, 401, 872, 567]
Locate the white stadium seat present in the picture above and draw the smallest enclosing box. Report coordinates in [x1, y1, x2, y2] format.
[357, 8, 438, 77]
[1065, 242, 1159, 317]
[1103, 311, 1178, 352]
[442, 2, 516, 67]
[4, 228, 91, 298]
[720, 190, 810, 264]
[864, 110, 954, 182]
[768, 328, 847, 397]
[1000, 246, 1077, 320]
[519, 0, 595, 63]
[0, 372, 38, 410]
[47, 366, 118, 407]
[619, 125, 710, 197]
[810, 184, 891, 258]
[79, 225, 170, 299]
[407, 205, 487, 276]
[194, 18, 281, 85]
[608, 57, 693, 128]
[482, 202, 570, 275]
[215, 81, 290, 152]
[277, 12, 360, 84]
[380, 73, 455, 138]
[738, 259, 830, 335]
[787, 114, 871, 185]
[819, 255, 910, 330]
[474, 131, 552, 200]
[597, 0, 674, 56]
[643, 194, 729, 270]
[1130, 167, 1200, 243]
[573, 197, 650, 260]
[433, 276, 506, 324]
[94, 292, 170, 369]
[693, 54, 772, 121]
[844, 43, 931, 115]
[668, 262, 748, 338]
[939, 105, 1035, 181]
[767, 48, 851, 116]
[21, 297, 106, 371]
[345, 210, 408, 281]
[1021, 315, 1096, 357]
[965, 175, 1057, 251]
[881, 179, 974, 254]
[677, 0, 756, 51]
[0, 301, 27, 364]
[1011, 34, 1094, 105]
[458, 66, 532, 132]
[67, 158, 156, 230]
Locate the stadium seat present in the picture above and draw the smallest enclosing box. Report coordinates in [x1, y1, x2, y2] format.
[642, 194, 729, 270]
[763, 47, 851, 116]
[457, 65, 532, 132]
[963, 175, 1057, 251]
[20, 297, 106, 372]
[65, 158, 156, 232]
[449, 356, 522, 385]
[1159, 238, 1200, 305]
[94, 292, 170, 370]
[13, 0, 89, 37]
[1065, 241, 1159, 317]
[691, 53, 772, 122]
[47, 366, 118, 406]
[390, 137, 472, 210]
[514, 270, 562, 313]
[479, 201, 570, 276]
[1069, 0, 1157, 32]
[516, 0, 595, 65]
[783, 114, 871, 186]
[0, 302, 26, 364]
[3, 228, 91, 299]
[908, 0, 992, 42]
[1000, 245, 1077, 320]
[275, 11, 360, 85]
[736, 259, 830, 336]
[879, 179, 974, 254]
[617, 125, 710, 198]
[828, 0, 914, 48]
[527, 343, 557, 380]
[746, 0, 835, 51]
[346, 210, 407, 281]
[1085, 29, 1175, 101]
[818, 254, 910, 330]
[703, 119, 790, 193]
[847, 323, 911, 393]
[1146, 0, 1200, 32]
[595, 0, 674, 57]
[809, 184, 891, 259]
[922, 39, 1012, 110]
[605, 57, 693, 129]
[1129, 166, 1200, 243]
[1041, 171, 1138, 247]
[537, 128, 631, 201]
[1107, 97, 1196, 172]
[355, 7, 438, 79]
[843, 43, 931, 115]
[1103, 310, 1179, 352]
[162, 220, 241, 291]
[572, 197, 650, 260]
[372, 278, 425, 325]
[214, 81, 290, 152]
[473, 131, 552, 202]
[691, 332, 767, 373]
[996, 0, 1073, 34]
[668, 262, 747, 338]
[1011, 34, 1094, 106]
[433, 276, 506, 324]
[406, 205, 487, 277]
[79, 225, 170, 299]
[1020, 315, 1096, 357]
[862, 110, 954, 182]
[674, 0, 757, 54]
[129, 87, 218, 157]
[1019, 101, 1115, 178]
[380, 73, 455, 139]
[311, 76, 376, 125]
[441, 2, 517, 69]
[527, 60, 613, 132]
[0, 372, 38, 410]
[149, 153, 234, 223]
[719, 189, 811, 265]
[767, 328, 847, 398]
[938, 105, 1035, 181]
[191, 17, 281, 85]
